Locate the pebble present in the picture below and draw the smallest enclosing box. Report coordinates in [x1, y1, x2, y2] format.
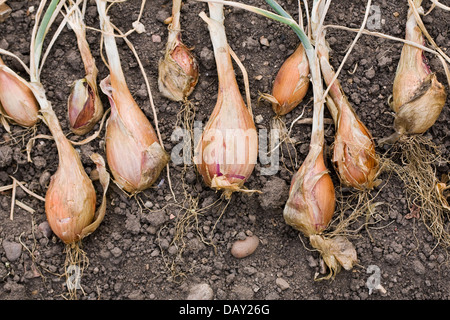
[32, 156, 47, 169]
[38, 221, 52, 238]
[128, 289, 145, 300]
[151, 34, 161, 43]
[276, 277, 290, 291]
[259, 36, 270, 47]
[231, 235, 259, 258]
[199, 47, 215, 70]
[254, 114, 264, 124]
[186, 283, 214, 300]
[2, 240, 22, 262]
[365, 68, 376, 79]
[384, 252, 401, 265]
[412, 259, 426, 275]
[39, 171, 52, 189]
[306, 255, 318, 268]
[143, 209, 168, 227]
[111, 247, 122, 258]
[259, 177, 289, 210]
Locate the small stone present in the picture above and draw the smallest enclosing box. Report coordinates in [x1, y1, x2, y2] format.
[156, 10, 169, 23]
[231, 235, 259, 258]
[200, 47, 215, 70]
[151, 34, 161, 43]
[32, 156, 46, 169]
[2, 240, 22, 262]
[255, 114, 264, 124]
[128, 289, 145, 300]
[144, 201, 153, 208]
[39, 171, 52, 189]
[259, 177, 289, 210]
[259, 36, 270, 47]
[276, 277, 290, 291]
[143, 209, 168, 227]
[384, 252, 401, 265]
[110, 247, 122, 257]
[412, 259, 426, 275]
[232, 284, 254, 300]
[186, 283, 214, 300]
[38, 221, 52, 238]
[306, 255, 318, 268]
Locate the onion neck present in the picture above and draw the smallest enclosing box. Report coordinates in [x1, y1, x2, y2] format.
[29, 82, 76, 167]
[205, 3, 240, 93]
[171, 0, 182, 32]
[97, 0, 128, 91]
[75, 27, 98, 78]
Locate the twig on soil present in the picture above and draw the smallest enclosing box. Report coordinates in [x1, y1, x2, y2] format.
[9, 178, 16, 220]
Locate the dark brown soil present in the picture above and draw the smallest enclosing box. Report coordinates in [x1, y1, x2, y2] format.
[0, 0, 449, 301]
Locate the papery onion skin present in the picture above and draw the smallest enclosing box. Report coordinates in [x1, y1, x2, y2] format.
[0, 60, 39, 127]
[270, 44, 310, 116]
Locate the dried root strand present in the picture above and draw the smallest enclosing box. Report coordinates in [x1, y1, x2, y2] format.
[383, 136, 450, 250]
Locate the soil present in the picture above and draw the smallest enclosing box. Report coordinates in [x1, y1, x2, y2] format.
[0, 0, 449, 301]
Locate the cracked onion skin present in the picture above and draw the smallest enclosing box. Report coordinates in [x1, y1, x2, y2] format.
[386, 0, 447, 143]
[158, 32, 199, 102]
[67, 77, 103, 135]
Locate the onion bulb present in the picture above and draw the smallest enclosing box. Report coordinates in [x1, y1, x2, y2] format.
[45, 136, 96, 244]
[67, 77, 103, 135]
[316, 31, 379, 190]
[261, 43, 310, 116]
[0, 57, 39, 127]
[195, 3, 258, 199]
[97, 0, 169, 194]
[383, 0, 447, 144]
[66, 1, 103, 135]
[158, 0, 199, 102]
